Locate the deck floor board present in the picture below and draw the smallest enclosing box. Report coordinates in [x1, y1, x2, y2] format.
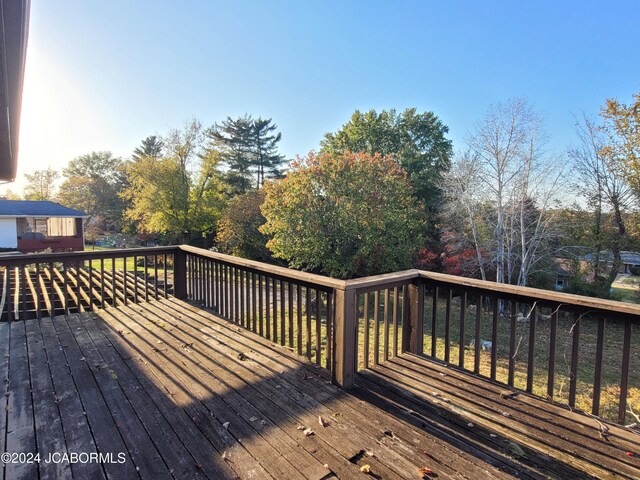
[1, 297, 639, 479]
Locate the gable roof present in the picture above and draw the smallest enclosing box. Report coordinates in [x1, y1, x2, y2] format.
[0, 200, 87, 217]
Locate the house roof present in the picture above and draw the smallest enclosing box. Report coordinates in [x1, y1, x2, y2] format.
[582, 251, 640, 266]
[0, 1, 30, 181]
[0, 200, 87, 218]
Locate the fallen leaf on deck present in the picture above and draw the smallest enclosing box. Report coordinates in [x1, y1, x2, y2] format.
[323, 464, 329, 469]
[467, 422, 475, 428]
[384, 430, 396, 438]
[626, 451, 635, 457]
[237, 353, 247, 361]
[222, 422, 230, 430]
[418, 466, 435, 477]
[500, 391, 519, 399]
[297, 425, 305, 430]
[319, 416, 329, 427]
[360, 464, 371, 473]
[365, 450, 374, 457]
[303, 428, 314, 436]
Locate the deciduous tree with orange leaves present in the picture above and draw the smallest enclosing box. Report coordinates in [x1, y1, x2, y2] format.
[260, 151, 424, 279]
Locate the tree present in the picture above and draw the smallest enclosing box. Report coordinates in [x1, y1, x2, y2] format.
[208, 115, 286, 192]
[216, 190, 272, 261]
[57, 152, 127, 230]
[23, 167, 59, 201]
[600, 90, 640, 198]
[441, 99, 563, 286]
[260, 151, 424, 279]
[132, 135, 164, 161]
[122, 120, 227, 243]
[568, 115, 633, 294]
[320, 108, 452, 235]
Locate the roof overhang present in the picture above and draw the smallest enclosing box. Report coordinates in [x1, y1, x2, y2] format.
[0, 0, 30, 182]
[0, 214, 90, 219]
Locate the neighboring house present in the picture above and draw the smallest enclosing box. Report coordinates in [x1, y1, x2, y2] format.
[582, 251, 640, 275]
[0, 200, 88, 253]
[554, 258, 573, 291]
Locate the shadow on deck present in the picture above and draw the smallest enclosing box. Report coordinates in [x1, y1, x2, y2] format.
[2, 298, 639, 479]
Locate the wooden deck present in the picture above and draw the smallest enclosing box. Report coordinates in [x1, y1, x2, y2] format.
[2, 298, 639, 479]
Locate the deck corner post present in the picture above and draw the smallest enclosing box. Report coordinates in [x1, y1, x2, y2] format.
[402, 280, 424, 354]
[173, 248, 188, 299]
[332, 287, 357, 388]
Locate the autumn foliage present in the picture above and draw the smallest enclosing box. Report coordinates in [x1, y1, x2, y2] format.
[260, 151, 424, 279]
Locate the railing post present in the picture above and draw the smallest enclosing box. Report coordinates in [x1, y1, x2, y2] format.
[173, 248, 188, 299]
[332, 287, 357, 388]
[402, 280, 424, 354]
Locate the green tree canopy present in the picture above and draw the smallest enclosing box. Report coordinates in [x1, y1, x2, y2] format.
[57, 151, 126, 231]
[122, 120, 227, 243]
[132, 135, 164, 161]
[260, 151, 424, 279]
[216, 190, 272, 261]
[208, 115, 286, 192]
[320, 108, 452, 231]
[23, 167, 59, 201]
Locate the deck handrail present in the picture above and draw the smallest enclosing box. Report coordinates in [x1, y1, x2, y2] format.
[1, 244, 639, 425]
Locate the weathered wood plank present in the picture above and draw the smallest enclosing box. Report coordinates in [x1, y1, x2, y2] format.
[95, 307, 271, 480]
[74, 312, 215, 479]
[38, 317, 106, 480]
[169, 299, 511, 480]
[5, 321, 38, 480]
[50, 314, 141, 479]
[103, 305, 313, 480]
[24, 319, 73, 480]
[59, 314, 173, 480]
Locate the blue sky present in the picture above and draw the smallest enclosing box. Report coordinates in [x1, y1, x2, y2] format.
[5, 0, 640, 193]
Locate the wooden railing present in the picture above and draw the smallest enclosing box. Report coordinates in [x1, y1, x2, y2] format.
[0, 247, 176, 320]
[1, 246, 638, 425]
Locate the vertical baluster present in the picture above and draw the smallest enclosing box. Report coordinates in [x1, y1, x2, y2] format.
[490, 297, 498, 380]
[133, 256, 138, 304]
[326, 292, 333, 370]
[280, 280, 286, 346]
[296, 284, 303, 355]
[88, 259, 94, 309]
[373, 290, 380, 366]
[163, 254, 168, 298]
[35, 262, 42, 320]
[48, 261, 55, 316]
[315, 289, 321, 365]
[474, 295, 482, 374]
[100, 258, 105, 307]
[444, 289, 452, 363]
[547, 310, 558, 402]
[363, 292, 370, 369]
[240, 270, 245, 326]
[459, 292, 467, 368]
[392, 287, 399, 358]
[213, 261, 219, 311]
[6, 267, 13, 321]
[76, 261, 82, 312]
[123, 256, 128, 306]
[431, 286, 438, 357]
[252, 273, 258, 333]
[305, 286, 311, 358]
[154, 255, 159, 301]
[61, 263, 68, 315]
[568, 313, 580, 407]
[265, 277, 271, 340]
[234, 267, 239, 323]
[259, 275, 264, 337]
[21, 265, 26, 319]
[143, 255, 149, 302]
[111, 257, 117, 306]
[618, 318, 632, 424]
[383, 289, 390, 362]
[508, 301, 517, 386]
[288, 282, 294, 348]
[526, 305, 537, 393]
[272, 277, 278, 342]
[592, 317, 606, 416]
